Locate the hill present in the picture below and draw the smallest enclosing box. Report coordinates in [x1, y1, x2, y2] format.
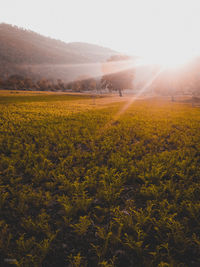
[0, 23, 118, 81]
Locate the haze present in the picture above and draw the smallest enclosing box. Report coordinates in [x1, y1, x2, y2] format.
[1, 0, 200, 66]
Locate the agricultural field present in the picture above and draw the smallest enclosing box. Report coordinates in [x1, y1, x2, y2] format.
[0, 92, 200, 267]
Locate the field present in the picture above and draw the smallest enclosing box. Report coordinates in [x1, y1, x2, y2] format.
[0, 92, 200, 267]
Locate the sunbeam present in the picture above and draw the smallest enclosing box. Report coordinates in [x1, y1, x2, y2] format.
[112, 67, 165, 117]
[97, 67, 165, 135]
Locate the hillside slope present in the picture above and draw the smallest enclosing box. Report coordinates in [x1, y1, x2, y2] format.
[0, 23, 118, 81]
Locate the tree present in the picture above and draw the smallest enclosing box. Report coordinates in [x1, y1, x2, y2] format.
[36, 78, 49, 91]
[101, 55, 134, 96]
[101, 69, 134, 96]
[0, 77, 3, 88]
[23, 78, 34, 90]
[6, 74, 25, 90]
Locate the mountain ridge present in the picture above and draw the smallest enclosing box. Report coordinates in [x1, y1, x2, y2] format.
[0, 23, 118, 81]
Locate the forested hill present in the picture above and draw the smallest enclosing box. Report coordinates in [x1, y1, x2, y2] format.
[0, 23, 118, 81]
[0, 23, 117, 64]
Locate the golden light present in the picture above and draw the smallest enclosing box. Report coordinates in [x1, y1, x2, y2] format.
[139, 50, 194, 70]
[124, 0, 200, 70]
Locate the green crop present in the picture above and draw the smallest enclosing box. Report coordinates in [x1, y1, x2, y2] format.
[0, 92, 200, 266]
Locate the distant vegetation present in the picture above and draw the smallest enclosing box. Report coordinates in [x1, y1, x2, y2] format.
[0, 74, 100, 93]
[0, 93, 200, 266]
[151, 58, 200, 98]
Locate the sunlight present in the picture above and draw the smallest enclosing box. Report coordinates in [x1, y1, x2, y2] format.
[98, 67, 164, 136]
[139, 51, 193, 70]
[124, 0, 200, 70]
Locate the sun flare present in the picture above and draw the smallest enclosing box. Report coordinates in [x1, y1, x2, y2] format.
[124, 0, 200, 70]
[139, 51, 193, 70]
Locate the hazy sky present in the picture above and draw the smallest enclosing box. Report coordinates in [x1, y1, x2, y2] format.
[1, 0, 200, 60]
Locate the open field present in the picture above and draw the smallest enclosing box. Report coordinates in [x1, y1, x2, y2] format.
[0, 92, 200, 266]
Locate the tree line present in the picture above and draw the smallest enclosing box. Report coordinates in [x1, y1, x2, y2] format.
[0, 74, 99, 92]
[1, 55, 200, 97]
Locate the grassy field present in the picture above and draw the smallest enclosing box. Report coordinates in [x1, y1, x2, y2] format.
[0, 92, 200, 266]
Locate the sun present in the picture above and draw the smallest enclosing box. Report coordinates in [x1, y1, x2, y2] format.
[124, 0, 200, 70]
[138, 48, 194, 70]
[161, 56, 189, 70]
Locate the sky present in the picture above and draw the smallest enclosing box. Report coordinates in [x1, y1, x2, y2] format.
[1, 0, 200, 63]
